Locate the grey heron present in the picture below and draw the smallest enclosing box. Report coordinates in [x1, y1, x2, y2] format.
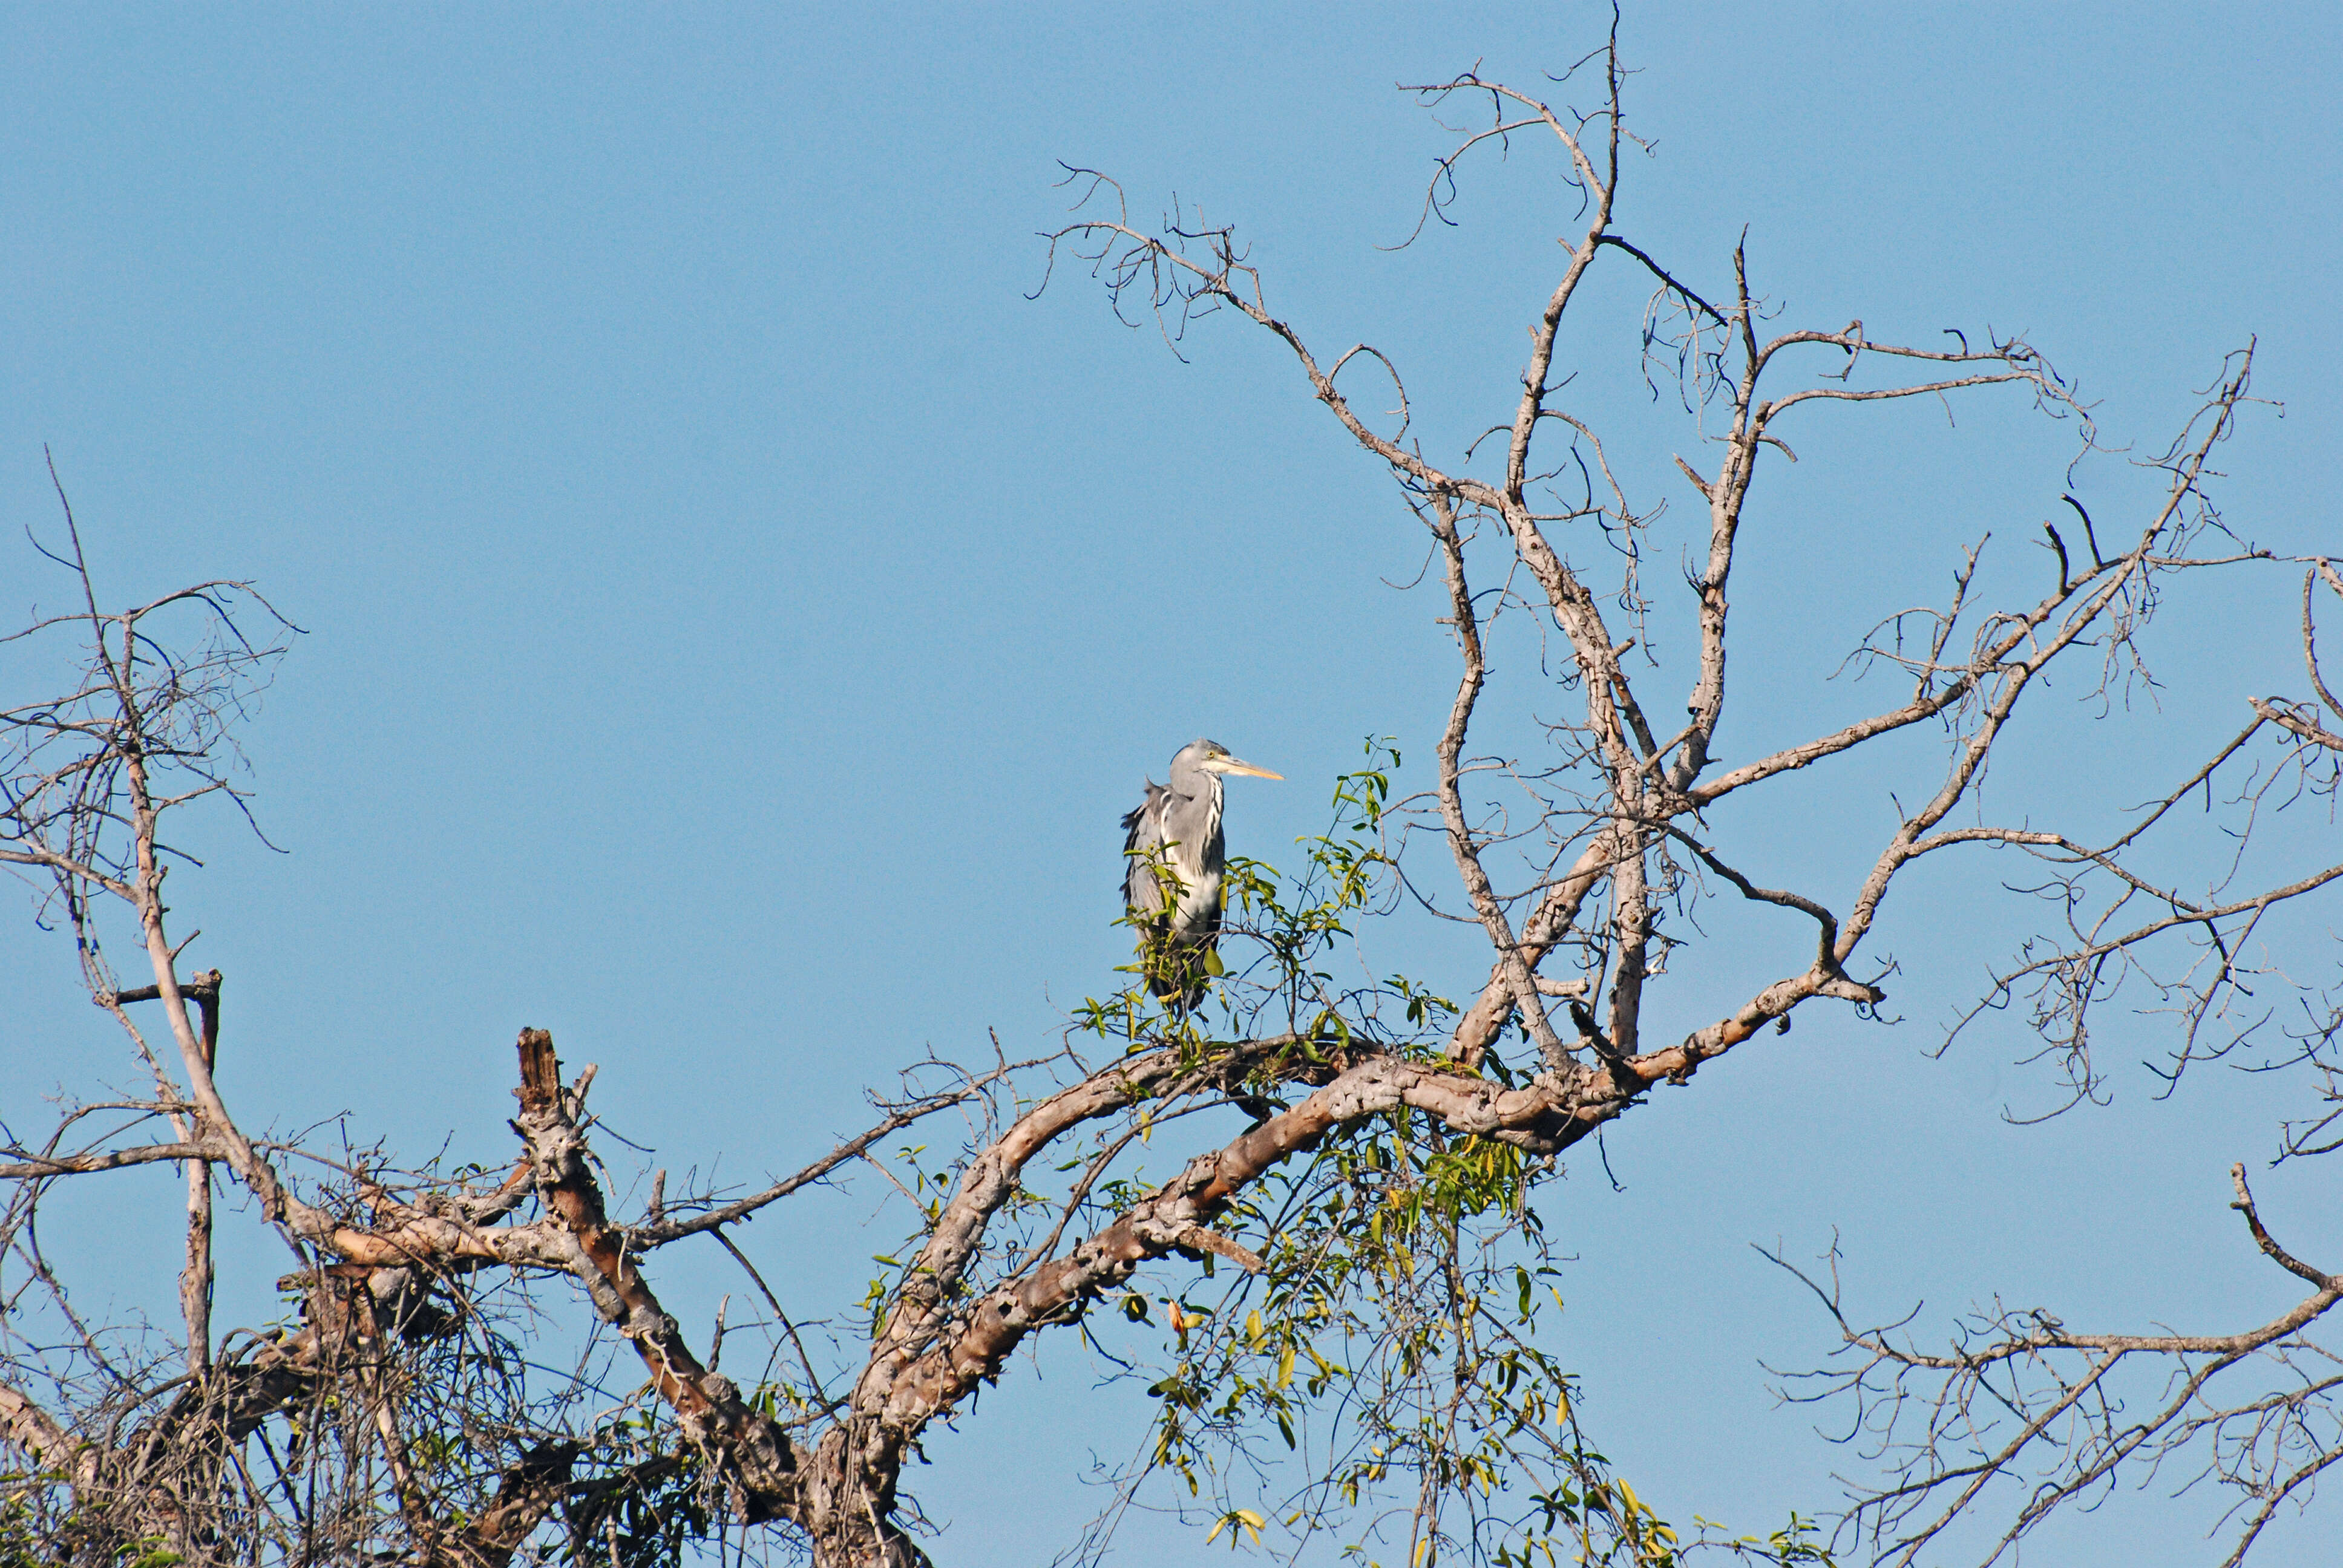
[1122, 739, 1282, 1008]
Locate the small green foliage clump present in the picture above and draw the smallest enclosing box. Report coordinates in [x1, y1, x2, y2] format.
[1052, 740, 1809, 1565]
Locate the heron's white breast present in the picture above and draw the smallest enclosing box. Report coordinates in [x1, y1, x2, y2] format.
[1172, 867, 1221, 932]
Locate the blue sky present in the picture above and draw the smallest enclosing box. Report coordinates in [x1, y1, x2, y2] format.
[3, 5, 2339, 1564]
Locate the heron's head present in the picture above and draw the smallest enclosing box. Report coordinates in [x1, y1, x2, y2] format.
[1179, 739, 1283, 781]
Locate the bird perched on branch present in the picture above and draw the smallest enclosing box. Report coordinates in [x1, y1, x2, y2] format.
[1122, 739, 1281, 1008]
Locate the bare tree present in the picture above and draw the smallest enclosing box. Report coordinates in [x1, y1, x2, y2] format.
[4, 18, 2334, 1568]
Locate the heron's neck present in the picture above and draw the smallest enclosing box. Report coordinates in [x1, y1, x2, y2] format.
[1169, 768, 1225, 872]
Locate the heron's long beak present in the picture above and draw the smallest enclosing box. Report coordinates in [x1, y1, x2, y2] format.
[1218, 756, 1282, 780]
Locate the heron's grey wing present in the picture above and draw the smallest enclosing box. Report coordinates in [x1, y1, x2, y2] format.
[1121, 783, 1171, 918]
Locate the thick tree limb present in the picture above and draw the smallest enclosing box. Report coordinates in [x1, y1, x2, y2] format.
[511, 1030, 801, 1521]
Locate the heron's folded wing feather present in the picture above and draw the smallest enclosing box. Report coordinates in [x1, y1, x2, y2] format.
[1121, 781, 1172, 918]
